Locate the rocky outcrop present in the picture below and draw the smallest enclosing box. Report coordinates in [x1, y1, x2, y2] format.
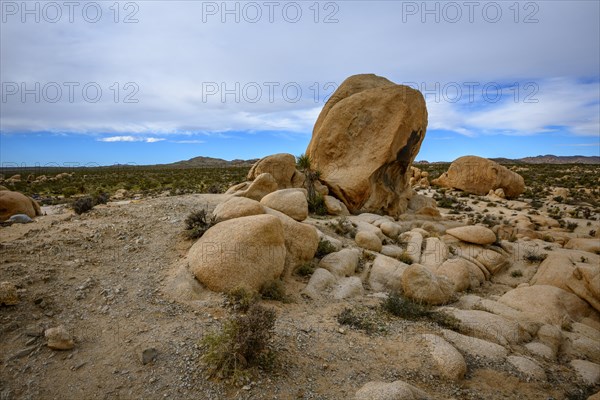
[0, 190, 42, 222]
[247, 153, 299, 189]
[432, 156, 525, 198]
[306, 74, 428, 217]
[188, 214, 286, 292]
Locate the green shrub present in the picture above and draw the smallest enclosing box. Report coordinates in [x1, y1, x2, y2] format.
[524, 251, 547, 264]
[72, 196, 94, 214]
[184, 209, 215, 240]
[260, 280, 287, 302]
[337, 307, 380, 334]
[315, 239, 336, 258]
[566, 222, 578, 232]
[200, 304, 276, 380]
[511, 270, 523, 278]
[308, 193, 327, 215]
[382, 292, 429, 320]
[225, 287, 260, 313]
[295, 262, 316, 277]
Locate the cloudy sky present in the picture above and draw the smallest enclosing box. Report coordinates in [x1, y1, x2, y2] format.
[1, 0, 599, 166]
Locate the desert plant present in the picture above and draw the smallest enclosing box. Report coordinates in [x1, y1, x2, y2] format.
[332, 216, 357, 238]
[296, 154, 325, 215]
[184, 209, 215, 240]
[397, 251, 413, 265]
[337, 307, 381, 334]
[315, 239, 336, 258]
[72, 196, 94, 214]
[200, 304, 276, 380]
[225, 287, 260, 313]
[511, 270, 523, 278]
[94, 192, 110, 205]
[295, 262, 316, 277]
[524, 251, 547, 264]
[382, 293, 461, 331]
[308, 193, 327, 215]
[260, 280, 287, 302]
[566, 222, 579, 232]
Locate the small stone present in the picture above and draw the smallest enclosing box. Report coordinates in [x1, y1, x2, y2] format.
[338, 328, 346, 334]
[141, 347, 158, 365]
[44, 325, 74, 350]
[0, 282, 19, 306]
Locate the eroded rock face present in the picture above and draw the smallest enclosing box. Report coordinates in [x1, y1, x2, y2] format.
[247, 153, 298, 189]
[188, 214, 286, 292]
[0, 190, 42, 222]
[432, 156, 525, 198]
[306, 74, 428, 217]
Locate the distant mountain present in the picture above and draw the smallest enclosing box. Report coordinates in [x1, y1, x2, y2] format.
[167, 156, 257, 168]
[491, 155, 600, 164]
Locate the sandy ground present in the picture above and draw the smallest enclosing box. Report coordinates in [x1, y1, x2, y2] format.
[1, 193, 598, 399]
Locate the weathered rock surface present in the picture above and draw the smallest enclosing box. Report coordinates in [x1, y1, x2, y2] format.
[324, 195, 350, 216]
[306, 74, 428, 217]
[302, 268, 336, 299]
[420, 334, 467, 381]
[402, 264, 454, 305]
[45, 325, 75, 350]
[319, 248, 360, 278]
[232, 172, 278, 201]
[247, 153, 298, 189]
[440, 329, 508, 362]
[446, 226, 497, 245]
[432, 156, 525, 198]
[571, 359, 600, 385]
[212, 196, 264, 222]
[189, 214, 286, 292]
[355, 380, 431, 400]
[507, 355, 546, 381]
[355, 231, 383, 252]
[0, 190, 42, 222]
[368, 255, 408, 292]
[260, 189, 308, 221]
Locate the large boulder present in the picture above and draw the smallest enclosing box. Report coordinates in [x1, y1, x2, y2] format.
[212, 196, 264, 222]
[368, 255, 409, 292]
[420, 334, 467, 381]
[232, 173, 278, 201]
[432, 155, 525, 198]
[530, 252, 600, 312]
[264, 208, 319, 277]
[260, 189, 308, 221]
[402, 264, 454, 305]
[0, 190, 42, 222]
[306, 74, 428, 217]
[446, 225, 496, 245]
[247, 153, 298, 189]
[188, 214, 286, 292]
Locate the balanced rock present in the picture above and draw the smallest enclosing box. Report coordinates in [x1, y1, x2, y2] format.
[261, 189, 308, 221]
[247, 153, 298, 189]
[432, 155, 525, 198]
[306, 74, 428, 217]
[189, 214, 286, 292]
[446, 225, 496, 245]
[0, 190, 42, 222]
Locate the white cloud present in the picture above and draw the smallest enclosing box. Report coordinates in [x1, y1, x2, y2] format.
[97, 136, 165, 143]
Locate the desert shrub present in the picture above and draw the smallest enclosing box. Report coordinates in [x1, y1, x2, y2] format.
[332, 216, 357, 238]
[315, 239, 336, 258]
[524, 251, 547, 264]
[590, 230, 597, 237]
[382, 293, 461, 331]
[553, 196, 564, 203]
[94, 192, 109, 205]
[436, 195, 456, 209]
[308, 193, 327, 215]
[511, 270, 523, 278]
[566, 222, 578, 232]
[295, 262, 316, 277]
[397, 251, 413, 265]
[62, 186, 78, 197]
[72, 196, 94, 214]
[200, 304, 276, 380]
[260, 280, 287, 302]
[184, 209, 215, 240]
[337, 307, 381, 334]
[225, 287, 260, 313]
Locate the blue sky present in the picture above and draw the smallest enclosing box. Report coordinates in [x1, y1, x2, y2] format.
[1, 1, 599, 166]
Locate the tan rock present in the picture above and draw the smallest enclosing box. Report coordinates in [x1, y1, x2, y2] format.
[420, 237, 448, 270]
[446, 225, 496, 245]
[400, 231, 423, 264]
[402, 264, 454, 305]
[571, 360, 600, 385]
[45, 325, 74, 350]
[247, 153, 297, 189]
[188, 214, 286, 292]
[0, 190, 42, 222]
[420, 334, 467, 381]
[355, 231, 383, 252]
[507, 356, 546, 381]
[436, 259, 472, 292]
[565, 238, 600, 254]
[324, 195, 349, 216]
[368, 255, 409, 292]
[306, 74, 428, 217]
[264, 208, 319, 277]
[432, 155, 525, 198]
[498, 285, 598, 325]
[475, 248, 509, 275]
[261, 189, 308, 221]
[332, 277, 364, 299]
[0, 282, 19, 305]
[302, 268, 336, 299]
[448, 309, 529, 346]
[441, 329, 508, 362]
[319, 248, 360, 278]
[212, 197, 264, 222]
[354, 380, 431, 400]
[233, 173, 278, 201]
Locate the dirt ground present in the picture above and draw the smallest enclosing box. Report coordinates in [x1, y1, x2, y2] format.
[0, 193, 597, 399]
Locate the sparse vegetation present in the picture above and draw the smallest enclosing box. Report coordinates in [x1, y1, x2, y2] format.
[200, 304, 277, 381]
[184, 209, 215, 240]
[72, 196, 94, 214]
[260, 280, 288, 302]
[225, 287, 260, 313]
[381, 293, 461, 331]
[295, 262, 316, 277]
[511, 270, 523, 278]
[524, 251, 548, 264]
[315, 239, 336, 258]
[330, 216, 357, 238]
[566, 222, 579, 232]
[337, 307, 383, 334]
[397, 251, 413, 265]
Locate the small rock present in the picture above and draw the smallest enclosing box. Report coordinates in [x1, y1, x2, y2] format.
[571, 359, 600, 385]
[44, 325, 74, 350]
[141, 347, 158, 365]
[0, 282, 19, 306]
